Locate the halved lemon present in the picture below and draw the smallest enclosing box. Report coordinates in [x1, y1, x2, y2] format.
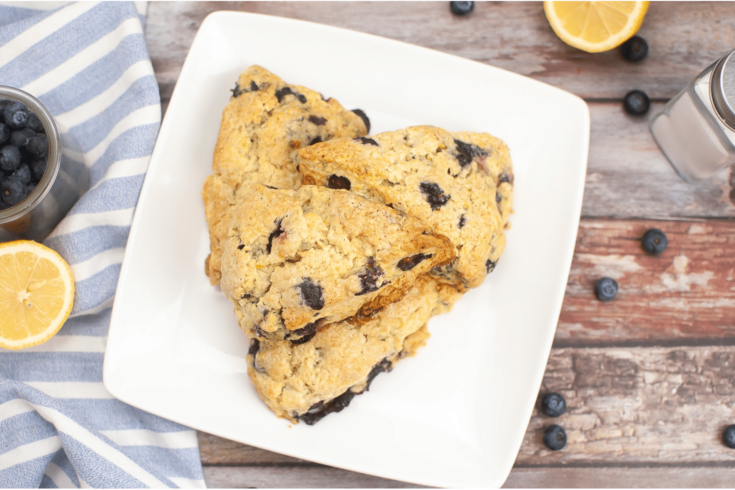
[0, 241, 74, 350]
[544, 1, 649, 53]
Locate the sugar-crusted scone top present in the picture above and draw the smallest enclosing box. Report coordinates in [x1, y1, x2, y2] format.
[247, 275, 464, 424]
[298, 126, 514, 289]
[219, 184, 455, 342]
[202, 65, 368, 285]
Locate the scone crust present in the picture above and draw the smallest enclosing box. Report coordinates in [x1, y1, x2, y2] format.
[298, 126, 513, 289]
[247, 276, 463, 422]
[203, 65, 368, 285]
[220, 184, 455, 341]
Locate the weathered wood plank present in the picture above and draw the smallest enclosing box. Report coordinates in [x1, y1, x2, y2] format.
[202, 465, 421, 488]
[556, 218, 735, 345]
[146, 2, 735, 103]
[583, 103, 735, 219]
[504, 467, 735, 488]
[198, 432, 305, 465]
[517, 346, 735, 464]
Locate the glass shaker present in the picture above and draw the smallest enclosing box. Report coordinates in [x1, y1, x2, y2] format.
[0, 86, 89, 242]
[650, 49, 735, 182]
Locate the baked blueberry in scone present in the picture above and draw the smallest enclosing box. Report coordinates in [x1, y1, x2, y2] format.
[219, 183, 455, 342]
[247, 275, 463, 423]
[297, 125, 513, 290]
[202, 65, 369, 285]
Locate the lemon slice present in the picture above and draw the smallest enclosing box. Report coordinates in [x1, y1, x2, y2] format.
[544, 1, 649, 53]
[0, 240, 74, 350]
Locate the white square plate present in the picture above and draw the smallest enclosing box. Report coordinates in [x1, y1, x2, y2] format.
[104, 11, 589, 488]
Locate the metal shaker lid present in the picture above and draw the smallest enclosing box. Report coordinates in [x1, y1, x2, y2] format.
[712, 49, 735, 131]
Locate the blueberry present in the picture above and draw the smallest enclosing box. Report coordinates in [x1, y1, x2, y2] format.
[594, 277, 618, 302]
[1, 177, 26, 205]
[24, 112, 44, 133]
[641, 228, 667, 255]
[486, 259, 496, 273]
[623, 90, 650, 116]
[397, 253, 433, 271]
[275, 87, 306, 103]
[26, 134, 48, 158]
[356, 258, 384, 296]
[25, 182, 36, 197]
[620, 35, 648, 62]
[0, 145, 21, 172]
[0, 123, 8, 145]
[0, 100, 9, 114]
[266, 218, 284, 254]
[308, 136, 323, 146]
[10, 128, 35, 148]
[4, 101, 28, 129]
[297, 278, 324, 310]
[543, 425, 567, 451]
[450, 1, 474, 16]
[723, 425, 735, 449]
[419, 182, 450, 210]
[30, 158, 47, 180]
[355, 136, 378, 146]
[459, 214, 466, 228]
[308, 115, 327, 126]
[351, 109, 370, 133]
[454, 139, 487, 167]
[11, 163, 31, 184]
[327, 174, 351, 190]
[541, 393, 566, 417]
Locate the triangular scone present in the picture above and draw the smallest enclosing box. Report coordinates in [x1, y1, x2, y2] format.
[219, 184, 455, 342]
[247, 275, 463, 424]
[202, 65, 369, 285]
[298, 126, 513, 290]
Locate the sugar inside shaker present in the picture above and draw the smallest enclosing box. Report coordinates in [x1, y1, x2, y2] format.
[650, 49, 735, 182]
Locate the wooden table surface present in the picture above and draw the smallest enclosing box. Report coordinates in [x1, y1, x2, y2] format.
[146, 2, 735, 487]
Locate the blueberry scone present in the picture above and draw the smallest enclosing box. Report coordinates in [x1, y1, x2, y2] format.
[247, 275, 463, 424]
[203, 65, 369, 285]
[298, 126, 513, 290]
[219, 184, 455, 342]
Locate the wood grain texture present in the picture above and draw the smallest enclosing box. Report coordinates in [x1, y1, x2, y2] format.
[145, 2, 735, 103]
[517, 346, 735, 464]
[503, 467, 735, 488]
[202, 465, 421, 488]
[556, 218, 735, 345]
[583, 103, 735, 219]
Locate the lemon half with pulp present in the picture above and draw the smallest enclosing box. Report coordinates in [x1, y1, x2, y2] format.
[544, 1, 649, 53]
[0, 240, 74, 350]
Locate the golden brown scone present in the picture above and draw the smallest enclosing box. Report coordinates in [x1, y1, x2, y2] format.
[219, 184, 455, 342]
[297, 126, 513, 290]
[203, 65, 368, 285]
[247, 275, 463, 423]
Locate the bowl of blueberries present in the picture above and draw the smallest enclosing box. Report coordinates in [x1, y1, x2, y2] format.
[0, 86, 88, 241]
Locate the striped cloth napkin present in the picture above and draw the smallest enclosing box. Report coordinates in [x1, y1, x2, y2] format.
[0, 2, 205, 487]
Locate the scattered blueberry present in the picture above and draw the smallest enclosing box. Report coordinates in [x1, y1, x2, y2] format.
[3, 101, 28, 129]
[26, 134, 48, 158]
[450, 1, 474, 16]
[623, 90, 650, 116]
[641, 228, 667, 255]
[266, 218, 284, 254]
[10, 128, 35, 148]
[498, 171, 513, 185]
[454, 139, 487, 167]
[308, 136, 323, 146]
[1, 178, 26, 205]
[0, 145, 21, 172]
[275, 86, 307, 103]
[11, 163, 31, 184]
[25, 182, 35, 197]
[594, 277, 618, 302]
[0, 123, 8, 145]
[620, 35, 648, 62]
[459, 214, 467, 228]
[541, 393, 566, 417]
[24, 112, 44, 133]
[723, 425, 735, 449]
[543, 425, 567, 451]
[356, 259, 384, 296]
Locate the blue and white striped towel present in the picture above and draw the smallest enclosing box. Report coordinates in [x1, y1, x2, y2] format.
[0, 2, 205, 487]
